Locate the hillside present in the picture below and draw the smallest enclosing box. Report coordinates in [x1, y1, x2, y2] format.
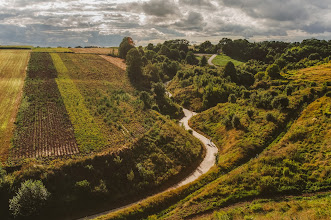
[0, 49, 204, 219]
[91, 39, 331, 220]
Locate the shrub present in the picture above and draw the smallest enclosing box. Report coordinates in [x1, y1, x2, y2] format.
[0, 165, 6, 182]
[9, 180, 50, 218]
[266, 64, 281, 78]
[247, 109, 254, 118]
[228, 94, 237, 103]
[266, 113, 275, 122]
[75, 180, 91, 193]
[272, 95, 289, 110]
[231, 115, 241, 128]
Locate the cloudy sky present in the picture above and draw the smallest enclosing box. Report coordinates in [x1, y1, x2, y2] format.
[0, 0, 330, 47]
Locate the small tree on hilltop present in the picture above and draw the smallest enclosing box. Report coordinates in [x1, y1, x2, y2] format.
[9, 180, 50, 218]
[119, 37, 135, 59]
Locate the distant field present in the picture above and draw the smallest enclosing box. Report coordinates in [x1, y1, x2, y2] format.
[288, 61, 331, 83]
[0, 50, 30, 162]
[0, 46, 32, 49]
[212, 54, 244, 66]
[11, 52, 78, 160]
[70, 47, 118, 55]
[32, 47, 73, 53]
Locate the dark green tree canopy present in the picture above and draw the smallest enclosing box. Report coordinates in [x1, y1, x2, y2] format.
[119, 37, 135, 59]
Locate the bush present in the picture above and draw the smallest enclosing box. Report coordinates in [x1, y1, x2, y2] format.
[272, 95, 289, 110]
[9, 180, 50, 218]
[228, 94, 236, 103]
[247, 109, 254, 118]
[231, 115, 241, 128]
[266, 64, 281, 79]
[75, 180, 91, 193]
[266, 113, 275, 122]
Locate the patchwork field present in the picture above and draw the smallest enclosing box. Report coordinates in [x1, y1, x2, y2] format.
[55, 53, 149, 152]
[0, 50, 30, 162]
[11, 52, 78, 160]
[71, 47, 118, 55]
[32, 47, 73, 53]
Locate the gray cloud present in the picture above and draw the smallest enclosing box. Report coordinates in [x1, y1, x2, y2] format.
[0, 0, 330, 46]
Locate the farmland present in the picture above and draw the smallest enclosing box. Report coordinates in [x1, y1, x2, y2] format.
[71, 47, 118, 55]
[32, 47, 73, 53]
[0, 50, 30, 162]
[11, 52, 78, 160]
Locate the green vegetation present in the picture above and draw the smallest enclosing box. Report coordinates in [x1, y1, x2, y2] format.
[9, 180, 50, 218]
[160, 96, 330, 219]
[94, 38, 331, 220]
[207, 192, 331, 220]
[212, 54, 244, 67]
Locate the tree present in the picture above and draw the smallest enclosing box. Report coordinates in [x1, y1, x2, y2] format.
[272, 95, 289, 110]
[266, 63, 281, 78]
[224, 61, 236, 81]
[9, 180, 50, 218]
[185, 51, 198, 65]
[140, 91, 153, 109]
[126, 48, 143, 82]
[159, 45, 170, 57]
[118, 37, 135, 59]
[200, 56, 207, 66]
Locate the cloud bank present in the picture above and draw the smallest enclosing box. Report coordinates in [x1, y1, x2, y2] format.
[0, 0, 330, 46]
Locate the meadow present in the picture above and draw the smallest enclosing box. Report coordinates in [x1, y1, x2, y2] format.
[0, 50, 30, 162]
[212, 53, 244, 67]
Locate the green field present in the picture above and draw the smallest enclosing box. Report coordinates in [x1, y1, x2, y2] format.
[32, 47, 73, 53]
[212, 54, 244, 66]
[0, 50, 30, 162]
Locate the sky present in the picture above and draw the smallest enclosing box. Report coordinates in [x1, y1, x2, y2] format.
[0, 0, 330, 47]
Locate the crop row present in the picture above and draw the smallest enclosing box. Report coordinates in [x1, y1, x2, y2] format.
[11, 52, 79, 160]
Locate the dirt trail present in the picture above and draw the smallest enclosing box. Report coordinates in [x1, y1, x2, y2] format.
[78, 58, 219, 220]
[208, 54, 217, 66]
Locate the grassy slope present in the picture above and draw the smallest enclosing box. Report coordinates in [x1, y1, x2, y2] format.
[212, 54, 244, 67]
[0, 50, 30, 162]
[190, 101, 286, 171]
[161, 96, 331, 219]
[195, 192, 331, 220]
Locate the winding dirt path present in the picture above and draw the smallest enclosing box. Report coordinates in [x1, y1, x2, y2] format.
[208, 54, 217, 66]
[78, 57, 219, 220]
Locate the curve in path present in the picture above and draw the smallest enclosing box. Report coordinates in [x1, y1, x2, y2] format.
[78, 59, 218, 220]
[208, 54, 217, 66]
